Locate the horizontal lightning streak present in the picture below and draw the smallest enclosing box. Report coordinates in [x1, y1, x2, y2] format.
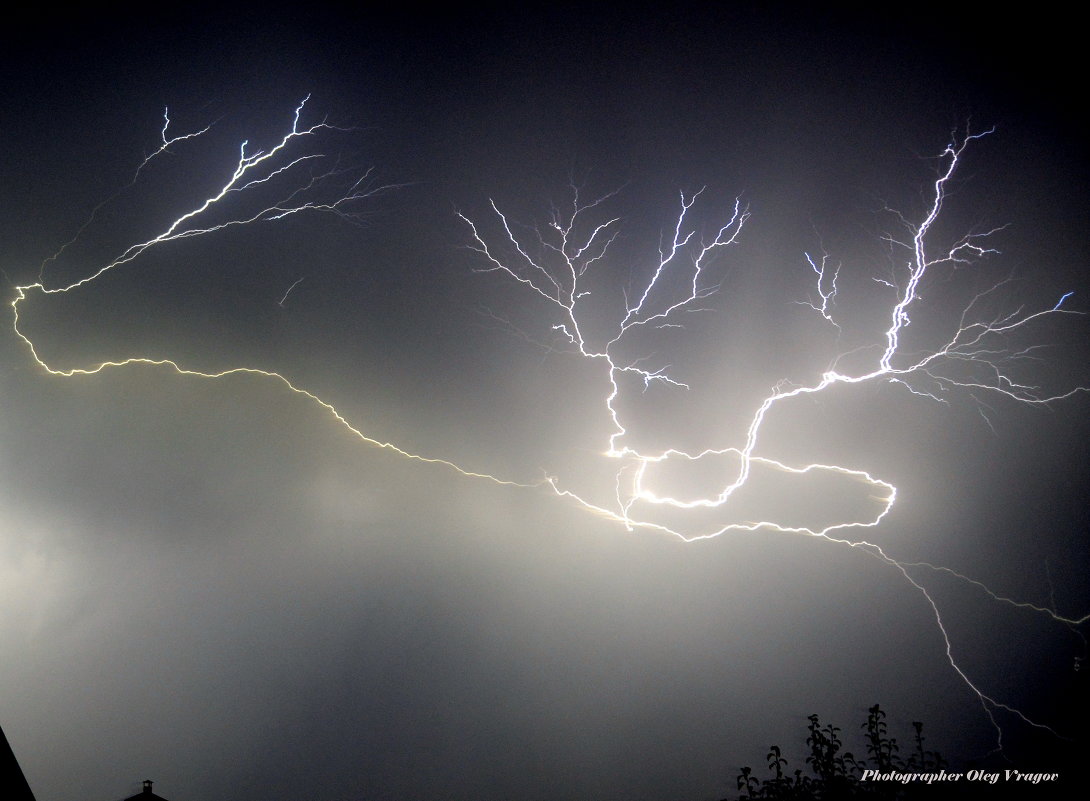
[11, 99, 534, 493]
[9, 311, 525, 487]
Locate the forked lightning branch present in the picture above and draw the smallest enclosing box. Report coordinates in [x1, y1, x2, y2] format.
[8, 100, 1088, 754]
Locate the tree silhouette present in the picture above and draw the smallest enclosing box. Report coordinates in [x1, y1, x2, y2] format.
[726, 705, 947, 800]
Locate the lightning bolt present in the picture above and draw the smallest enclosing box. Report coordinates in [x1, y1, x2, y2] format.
[8, 103, 1087, 763]
[9, 98, 532, 490]
[457, 131, 1089, 754]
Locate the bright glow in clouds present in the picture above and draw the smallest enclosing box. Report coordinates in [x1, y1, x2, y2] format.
[8, 103, 1088, 757]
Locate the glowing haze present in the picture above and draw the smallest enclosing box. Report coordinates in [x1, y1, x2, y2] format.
[10, 97, 1086, 767]
[2, 8, 1088, 801]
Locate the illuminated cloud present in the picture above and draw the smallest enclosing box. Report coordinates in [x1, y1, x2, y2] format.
[2, 10, 1087, 801]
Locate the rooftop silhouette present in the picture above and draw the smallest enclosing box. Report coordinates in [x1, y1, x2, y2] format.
[123, 780, 170, 801]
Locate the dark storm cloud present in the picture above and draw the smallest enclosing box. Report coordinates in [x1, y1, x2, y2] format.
[1, 6, 1087, 801]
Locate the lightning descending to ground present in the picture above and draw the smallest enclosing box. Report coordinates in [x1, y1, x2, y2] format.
[456, 129, 1089, 749]
[7, 103, 1087, 760]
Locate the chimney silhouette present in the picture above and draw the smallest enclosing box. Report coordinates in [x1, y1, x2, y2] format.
[123, 778, 168, 801]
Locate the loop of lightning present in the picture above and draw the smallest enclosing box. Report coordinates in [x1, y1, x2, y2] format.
[9, 102, 1088, 758]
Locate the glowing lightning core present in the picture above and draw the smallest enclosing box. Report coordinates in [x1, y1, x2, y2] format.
[456, 130, 1089, 749]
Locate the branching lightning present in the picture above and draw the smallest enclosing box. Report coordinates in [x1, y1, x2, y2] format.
[8, 104, 1087, 760]
[456, 131, 1089, 752]
[9, 98, 529, 489]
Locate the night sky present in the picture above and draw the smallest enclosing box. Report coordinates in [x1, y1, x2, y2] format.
[2, 6, 1088, 800]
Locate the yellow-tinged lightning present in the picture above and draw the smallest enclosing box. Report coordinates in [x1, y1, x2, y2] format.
[10, 98, 532, 490]
[457, 130, 1089, 753]
[7, 309, 525, 487]
[9, 104, 1088, 760]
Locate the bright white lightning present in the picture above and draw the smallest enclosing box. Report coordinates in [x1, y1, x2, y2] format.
[457, 131, 1089, 751]
[8, 105, 1087, 761]
[459, 187, 749, 461]
[9, 99, 531, 490]
[799, 250, 841, 329]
